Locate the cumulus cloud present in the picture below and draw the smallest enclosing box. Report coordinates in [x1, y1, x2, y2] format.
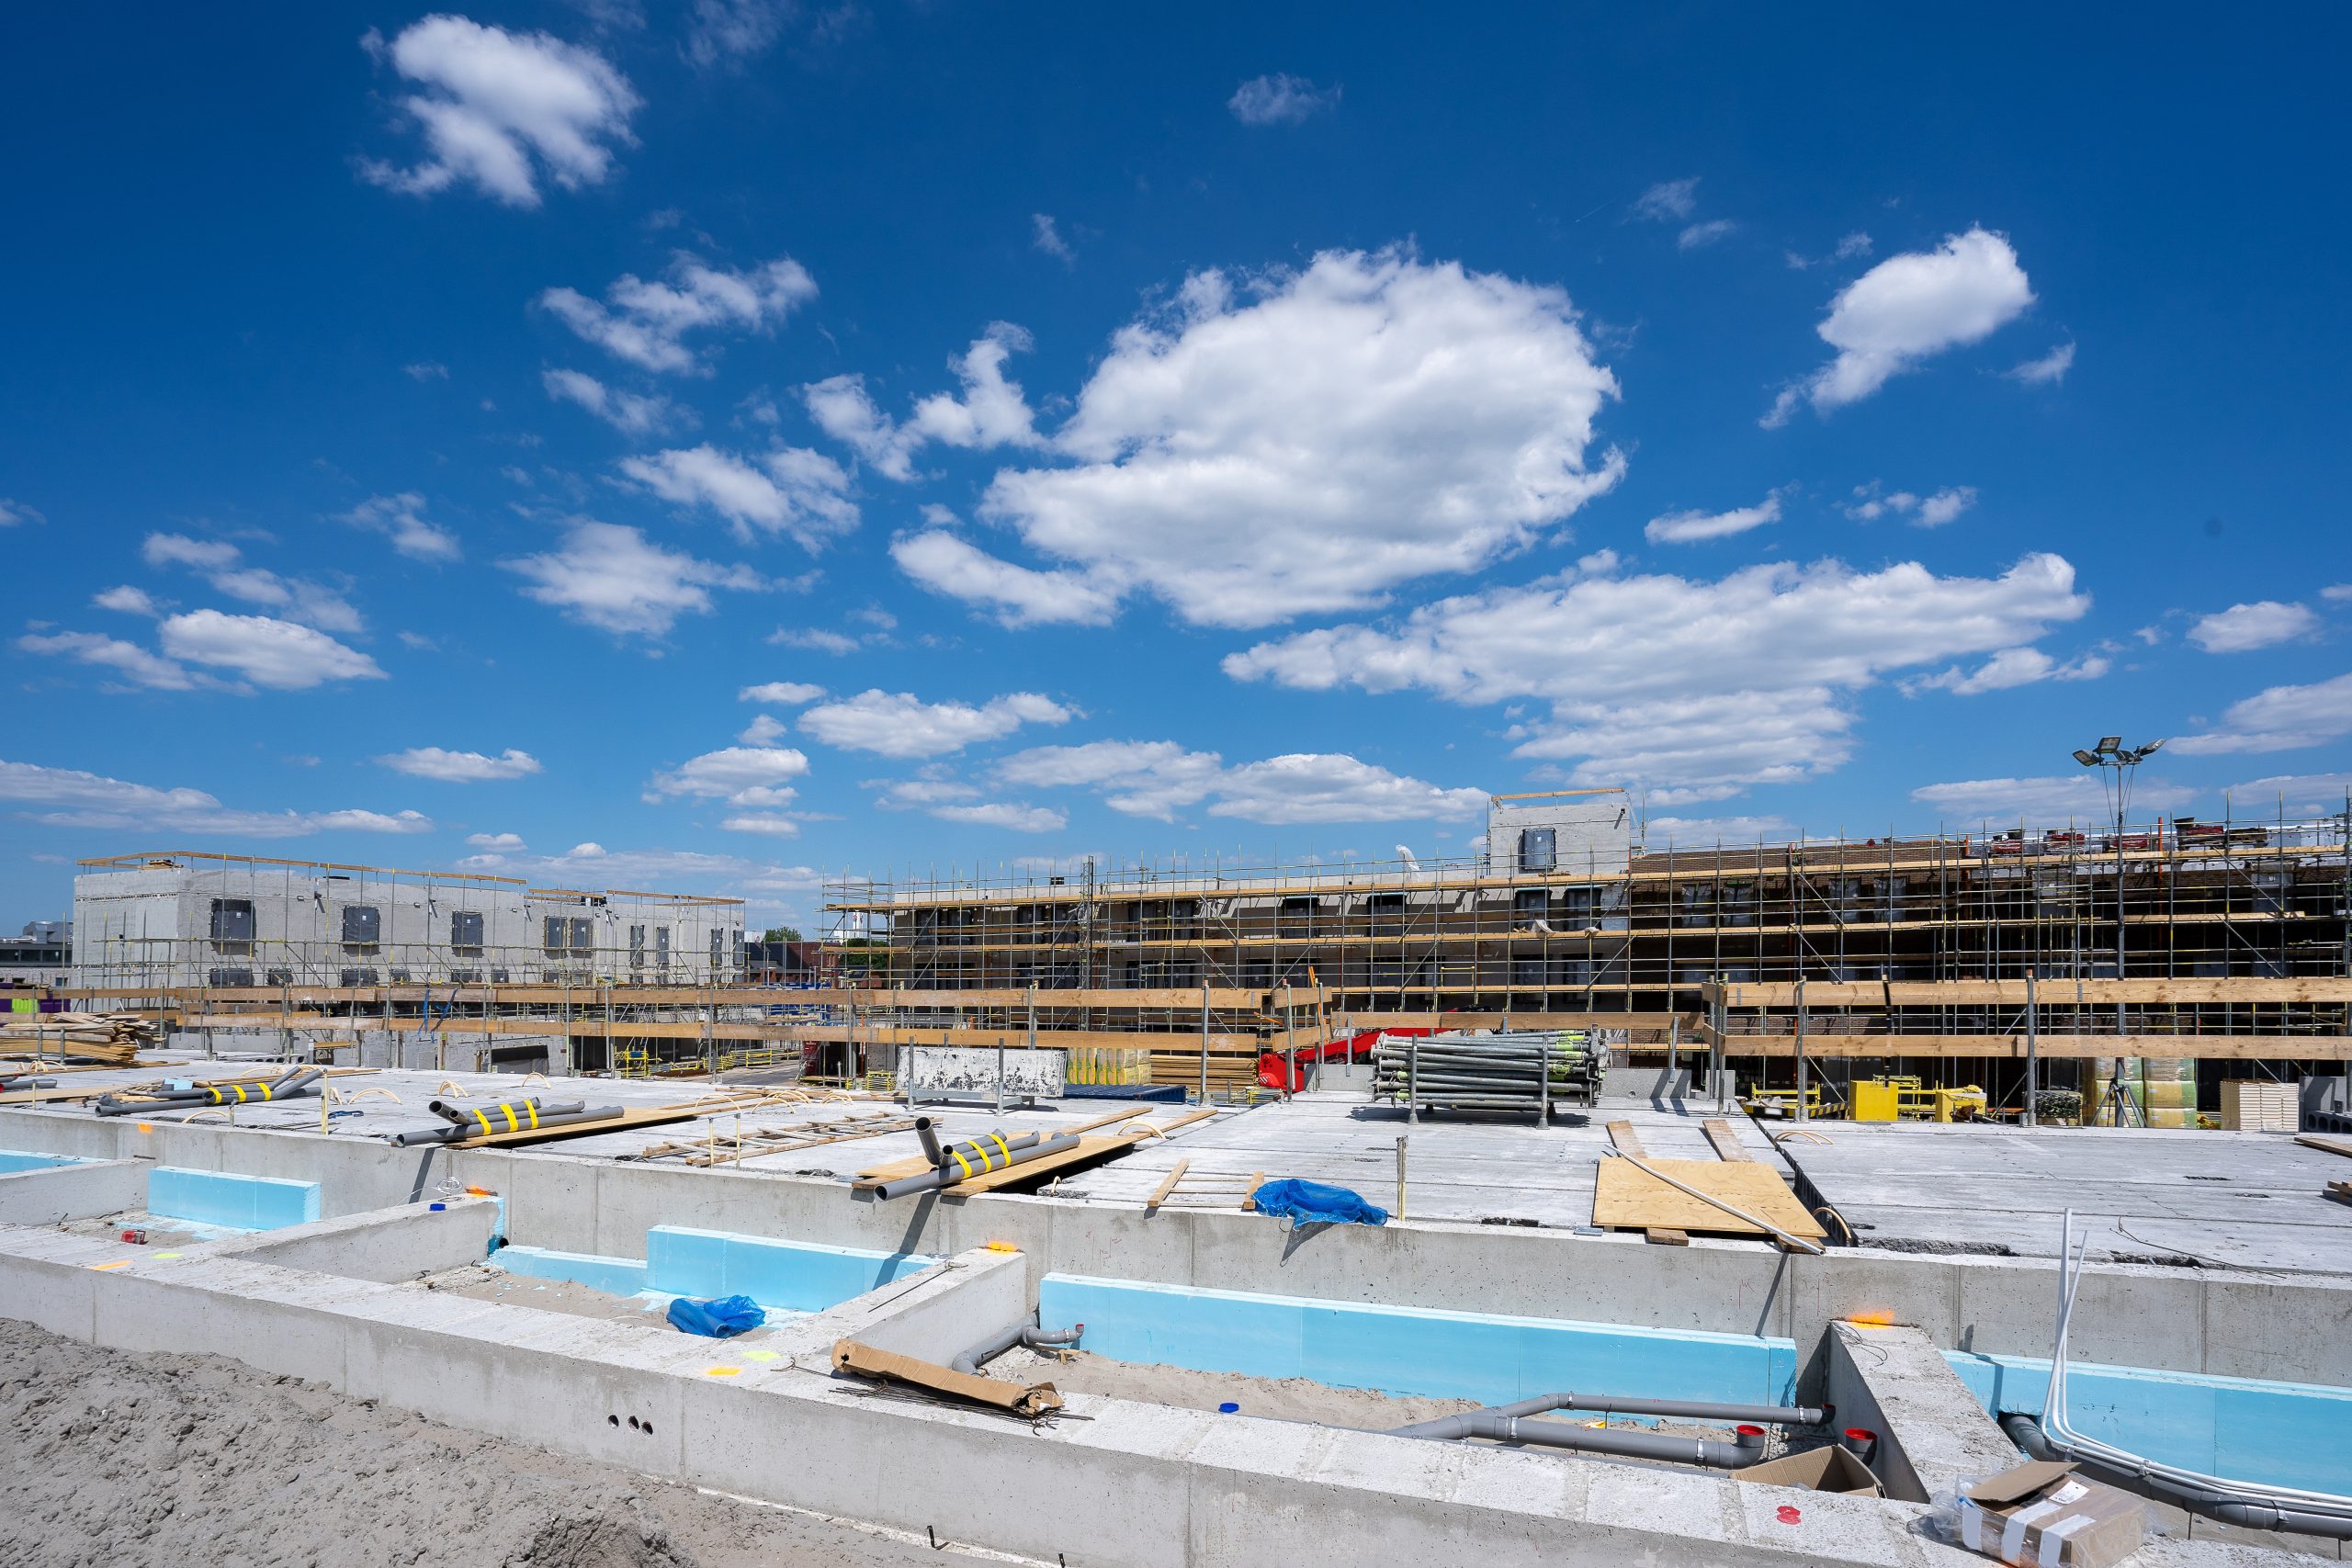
[16, 631, 199, 692]
[804, 323, 1041, 482]
[720, 813, 802, 836]
[1633, 179, 1699, 222]
[141, 534, 364, 632]
[1911, 775, 2198, 824]
[1226, 551, 2089, 795]
[1678, 220, 1737, 250]
[620, 444, 856, 548]
[686, 0, 791, 66]
[995, 740, 1485, 825]
[503, 519, 763, 636]
[2006, 342, 2076, 385]
[403, 361, 449, 380]
[540, 253, 816, 374]
[0, 499, 41, 526]
[1228, 73, 1339, 125]
[377, 747, 543, 782]
[158, 611, 388, 690]
[93, 586, 158, 615]
[542, 368, 684, 435]
[737, 715, 787, 744]
[467, 831, 526, 849]
[646, 745, 810, 807]
[1644, 814, 1799, 844]
[1904, 645, 2109, 695]
[771, 627, 860, 655]
[2172, 671, 2352, 755]
[2222, 772, 2352, 812]
[799, 690, 1075, 758]
[891, 530, 1121, 626]
[2187, 601, 2318, 654]
[923, 248, 1620, 628]
[1764, 228, 2033, 425]
[1845, 482, 1977, 527]
[358, 16, 639, 207]
[1645, 491, 1781, 545]
[738, 681, 825, 705]
[339, 491, 462, 562]
[0, 757, 429, 838]
[874, 779, 1069, 833]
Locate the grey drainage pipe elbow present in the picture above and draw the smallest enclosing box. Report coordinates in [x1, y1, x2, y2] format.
[873, 1134, 1080, 1199]
[914, 1117, 944, 1167]
[952, 1320, 1086, 1375]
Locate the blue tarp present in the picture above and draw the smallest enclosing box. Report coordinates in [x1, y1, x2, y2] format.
[666, 1292, 766, 1337]
[1250, 1179, 1388, 1227]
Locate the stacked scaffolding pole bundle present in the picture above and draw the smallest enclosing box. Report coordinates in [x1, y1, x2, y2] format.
[1370, 1031, 1596, 1120]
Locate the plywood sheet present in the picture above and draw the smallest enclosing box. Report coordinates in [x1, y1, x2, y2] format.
[1592, 1157, 1826, 1240]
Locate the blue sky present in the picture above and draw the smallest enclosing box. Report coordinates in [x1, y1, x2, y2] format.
[6, 4, 2350, 931]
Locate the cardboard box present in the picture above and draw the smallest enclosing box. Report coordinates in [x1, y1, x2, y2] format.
[1736, 1445, 1883, 1495]
[1957, 1461, 2146, 1568]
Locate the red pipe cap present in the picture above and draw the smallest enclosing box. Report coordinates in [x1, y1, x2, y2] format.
[1736, 1423, 1767, 1437]
[1844, 1427, 1879, 1442]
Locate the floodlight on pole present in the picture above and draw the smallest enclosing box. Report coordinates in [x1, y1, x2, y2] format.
[2072, 735, 2167, 1082]
[2072, 750, 2100, 767]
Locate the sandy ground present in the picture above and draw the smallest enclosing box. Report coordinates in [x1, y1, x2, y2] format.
[0, 1318, 1004, 1568]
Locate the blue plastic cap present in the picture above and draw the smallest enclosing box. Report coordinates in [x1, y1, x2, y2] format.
[1218, 1402, 1240, 1414]
[429, 1201, 447, 1211]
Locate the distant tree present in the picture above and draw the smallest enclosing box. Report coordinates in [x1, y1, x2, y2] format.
[761, 925, 803, 942]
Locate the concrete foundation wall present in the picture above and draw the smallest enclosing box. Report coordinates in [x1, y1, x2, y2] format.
[0, 1156, 148, 1225]
[1829, 1322, 2020, 1503]
[6, 1105, 2349, 1397]
[207, 1197, 502, 1281]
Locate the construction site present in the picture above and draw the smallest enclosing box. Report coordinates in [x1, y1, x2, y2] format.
[6, 779, 2352, 1568]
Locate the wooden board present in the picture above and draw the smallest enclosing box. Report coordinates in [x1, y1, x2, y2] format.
[443, 1103, 707, 1148]
[2298, 1134, 2352, 1161]
[1592, 1157, 1826, 1242]
[1702, 1118, 1756, 1162]
[1603, 1120, 1646, 1156]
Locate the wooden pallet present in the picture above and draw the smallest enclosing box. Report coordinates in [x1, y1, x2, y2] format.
[1597, 1116, 1821, 1247]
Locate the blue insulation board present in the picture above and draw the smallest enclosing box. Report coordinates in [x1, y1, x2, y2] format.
[147, 1167, 321, 1231]
[1040, 1273, 1797, 1408]
[0, 1151, 88, 1175]
[645, 1226, 934, 1312]
[1946, 1351, 2352, 1496]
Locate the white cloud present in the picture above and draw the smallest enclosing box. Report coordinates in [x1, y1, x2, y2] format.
[994, 739, 1483, 825]
[1644, 814, 1798, 844]
[542, 368, 683, 435]
[2222, 773, 2352, 813]
[1784, 232, 1875, 271]
[620, 444, 856, 547]
[1911, 775, 2198, 824]
[16, 631, 198, 691]
[1678, 220, 1736, 250]
[891, 530, 1121, 626]
[503, 519, 763, 636]
[1765, 228, 2034, 425]
[141, 534, 364, 633]
[1845, 482, 1976, 527]
[805, 323, 1041, 482]
[771, 626, 860, 655]
[0, 757, 430, 838]
[339, 491, 462, 562]
[2006, 342, 2076, 385]
[540, 253, 815, 374]
[1633, 178, 1698, 222]
[357, 16, 639, 207]
[1645, 492, 1780, 545]
[377, 747, 543, 782]
[942, 248, 1622, 629]
[686, 0, 789, 66]
[800, 690, 1075, 758]
[1032, 213, 1074, 265]
[739, 681, 825, 705]
[93, 586, 157, 615]
[403, 361, 449, 380]
[1228, 73, 1339, 125]
[930, 801, 1069, 832]
[719, 813, 802, 837]
[467, 831, 526, 849]
[1905, 645, 2109, 695]
[1226, 551, 2089, 793]
[0, 499, 43, 527]
[737, 715, 787, 744]
[2320, 583, 2352, 603]
[2188, 601, 2318, 654]
[2172, 671, 2352, 755]
[647, 745, 810, 805]
[138, 611, 383, 691]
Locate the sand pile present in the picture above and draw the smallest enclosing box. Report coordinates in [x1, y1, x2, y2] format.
[0, 1319, 944, 1568]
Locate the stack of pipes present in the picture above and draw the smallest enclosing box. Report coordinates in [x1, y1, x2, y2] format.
[95, 1065, 324, 1118]
[387, 1096, 616, 1146]
[1371, 1030, 1595, 1117]
[870, 1115, 1082, 1199]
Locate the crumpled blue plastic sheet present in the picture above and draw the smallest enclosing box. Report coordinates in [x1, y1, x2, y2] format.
[1249, 1178, 1389, 1226]
[666, 1292, 766, 1337]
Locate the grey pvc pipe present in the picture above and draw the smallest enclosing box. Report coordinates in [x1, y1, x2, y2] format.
[873, 1133, 1080, 1199]
[931, 1130, 1044, 1170]
[1425, 1412, 1767, 1468]
[914, 1116, 944, 1166]
[1998, 1416, 2352, 1539]
[2, 1077, 58, 1090]
[387, 1103, 618, 1146]
[1391, 1391, 1825, 1440]
[950, 1320, 1086, 1375]
[427, 1097, 580, 1127]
